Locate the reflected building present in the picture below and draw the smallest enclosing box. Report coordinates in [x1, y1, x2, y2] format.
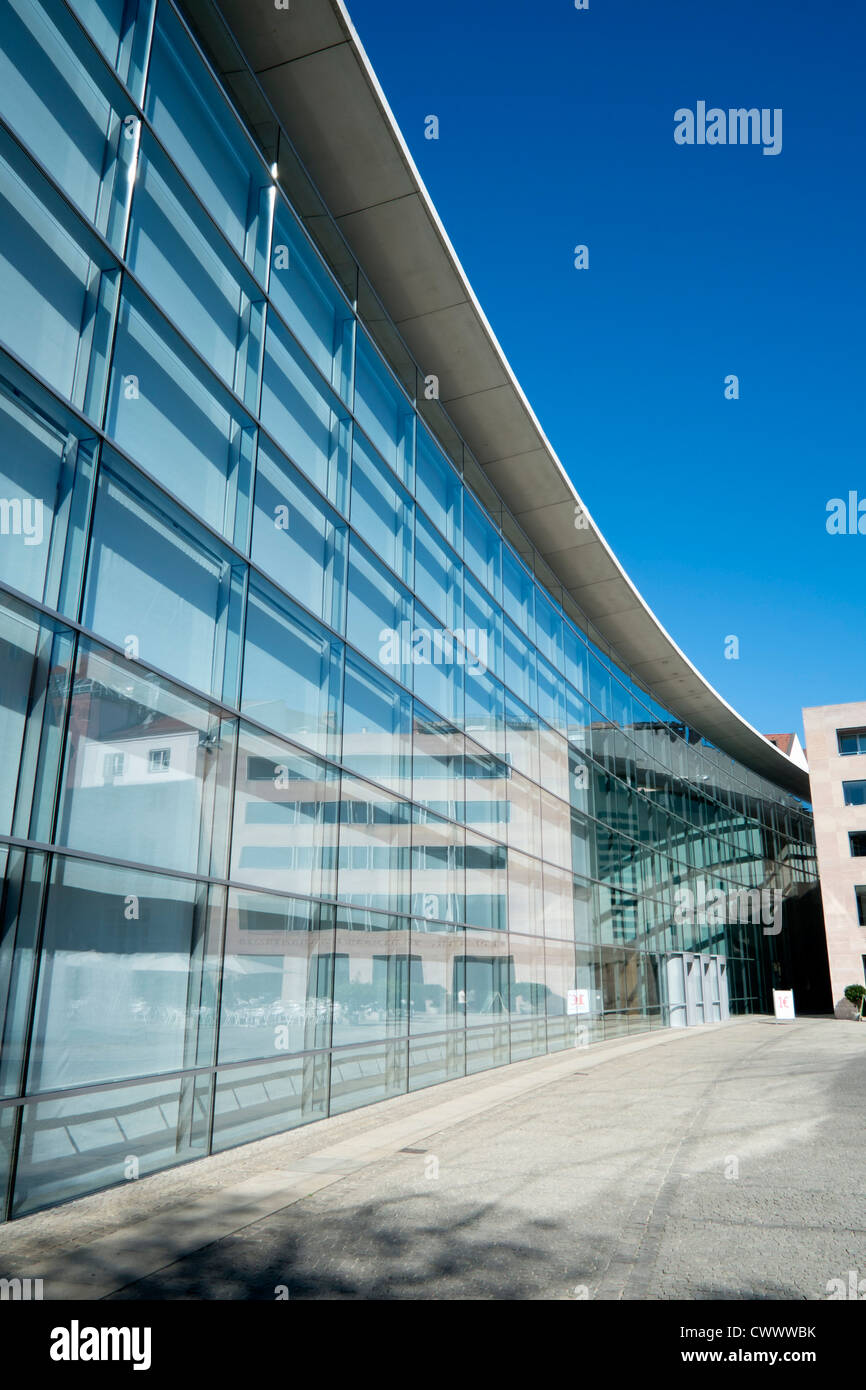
[0, 0, 827, 1218]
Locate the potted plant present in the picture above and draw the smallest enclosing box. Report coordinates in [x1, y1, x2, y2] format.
[843, 984, 866, 1020]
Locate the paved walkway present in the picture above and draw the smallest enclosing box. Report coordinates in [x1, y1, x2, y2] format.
[1, 1017, 864, 1300]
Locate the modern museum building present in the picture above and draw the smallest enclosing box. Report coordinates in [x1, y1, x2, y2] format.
[0, 0, 824, 1218]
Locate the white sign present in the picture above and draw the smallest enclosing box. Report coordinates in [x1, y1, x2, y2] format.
[772, 989, 795, 1021]
[567, 988, 590, 1016]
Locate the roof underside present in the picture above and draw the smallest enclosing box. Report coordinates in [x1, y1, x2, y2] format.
[213, 0, 809, 800]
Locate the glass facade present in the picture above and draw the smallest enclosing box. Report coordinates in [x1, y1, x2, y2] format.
[0, 0, 819, 1219]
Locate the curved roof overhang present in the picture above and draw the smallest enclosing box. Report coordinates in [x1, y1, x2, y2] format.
[213, 0, 809, 800]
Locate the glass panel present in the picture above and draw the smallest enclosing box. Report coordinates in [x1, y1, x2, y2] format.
[105, 288, 254, 537]
[25, 858, 221, 1092]
[12, 1072, 211, 1217]
[331, 909, 412, 1045]
[354, 333, 414, 488]
[535, 586, 564, 670]
[505, 692, 540, 784]
[251, 436, 347, 631]
[409, 920, 465, 1036]
[463, 490, 501, 601]
[342, 650, 412, 795]
[329, 1039, 407, 1115]
[411, 702, 463, 822]
[508, 848, 544, 938]
[508, 771, 543, 861]
[464, 830, 507, 931]
[83, 461, 243, 698]
[509, 933, 547, 1059]
[463, 926, 511, 1026]
[242, 575, 343, 757]
[127, 130, 250, 390]
[0, 602, 41, 834]
[350, 428, 413, 587]
[414, 507, 461, 631]
[55, 640, 233, 876]
[502, 544, 534, 638]
[144, 2, 267, 268]
[0, 0, 115, 225]
[0, 147, 94, 401]
[337, 774, 411, 915]
[0, 380, 72, 603]
[411, 806, 463, 926]
[260, 313, 351, 514]
[410, 599, 463, 726]
[269, 200, 354, 400]
[218, 891, 333, 1063]
[463, 665, 505, 759]
[346, 537, 412, 682]
[231, 722, 339, 899]
[504, 618, 536, 709]
[416, 424, 461, 549]
[463, 744, 510, 842]
[212, 1053, 328, 1151]
[409, 1029, 465, 1091]
[462, 570, 502, 683]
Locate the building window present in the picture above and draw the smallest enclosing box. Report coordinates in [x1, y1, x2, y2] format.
[843, 781, 866, 807]
[857, 887, 866, 928]
[850, 833, 866, 857]
[148, 748, 171, 774]
[838, 728, 866, 756]
[102, 753, 125, 783]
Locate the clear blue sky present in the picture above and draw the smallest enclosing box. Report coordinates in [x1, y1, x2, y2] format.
[346, 0, 866, 747]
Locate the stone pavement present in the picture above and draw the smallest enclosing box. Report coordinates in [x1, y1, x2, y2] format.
[1, 1016, 863, 1300]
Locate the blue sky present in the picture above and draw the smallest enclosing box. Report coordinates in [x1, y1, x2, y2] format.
[346, 0, 866, 746]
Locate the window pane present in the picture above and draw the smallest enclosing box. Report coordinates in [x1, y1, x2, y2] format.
[144, 3, 265, 266]
[337, 775, 411, 915]
[25, 858, 219, 1092]
[128, 132, 249, 390]
[332, 909, 411, 1045]
[55, 641, 232, 875]
[231, 723, 338, 899]
[843, 781, 866, 807]
[342, 650, 412, 795]
[83, 462, 242, 697]
[411, 805, 463, 925]
[463, 491, 501, 601]
[269, 201, 353, 400]
[242, 577, 343, 758]
[462, 570, 502, 682]
[0, 381, 69, 603]
[354, 333, 413, 488]
[412, 703, 464, 821]
[12, 1072, 211, 1217]
[0, 148, 93, 400]
[106, 289, 254, 537]
[502, 544, 534, 638]
[261, 313, 350, 514]
[0, 0, 114, 225]
[346, 537, 412, 681]
[414, 508, 461, 631]
[409, 920, 466, 1036]
[416, 425, 461, 548]
[251, 436, 347, 632]
[219, 891, 333, 1063]
[350, 429, 413, 586]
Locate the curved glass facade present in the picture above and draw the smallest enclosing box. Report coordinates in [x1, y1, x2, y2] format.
[0, 0, 817, 1218]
